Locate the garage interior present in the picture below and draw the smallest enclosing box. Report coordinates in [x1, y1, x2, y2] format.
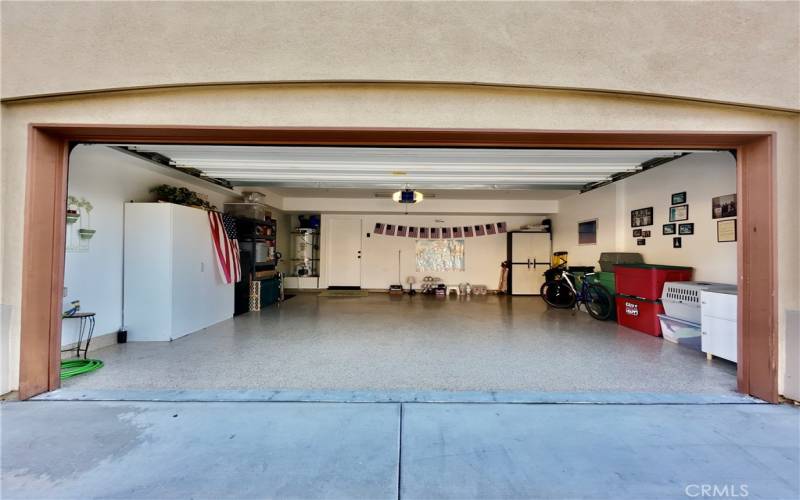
[58, 144, 740, 394]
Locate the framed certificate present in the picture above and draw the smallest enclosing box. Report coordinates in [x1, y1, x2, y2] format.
[669, 204, 689, 222]
[717, 219, 737, 242]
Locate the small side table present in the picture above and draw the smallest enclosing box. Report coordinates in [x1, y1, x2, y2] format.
[61, 312, 96, 359]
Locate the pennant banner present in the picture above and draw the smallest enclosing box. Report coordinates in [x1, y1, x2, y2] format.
[373, 222, 507, 239]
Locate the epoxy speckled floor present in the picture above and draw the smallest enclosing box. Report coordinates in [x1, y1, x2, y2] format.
[64, 293, 737, 393]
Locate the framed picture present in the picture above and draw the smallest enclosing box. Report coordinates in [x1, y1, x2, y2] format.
[663, 223, 676, 235]
[374, 223, 385, 235]
[678, 223, 694, 235]
[385, 224, 395, 236]
[408, 226, 418, 238]
[669, 204, 689, 222]
[673, 237, 682, 248]
[717, 219, 737, 242]
[485, 223, 497, 235]
[441, 227, 451, 239]
[632, 229, 642, 237]
[452, 227, 463, 238]
[496, 222, 507, 233]
[430, 227, 440, 239]
[671, 192, 686, 205]
[463, 226, 474, 237]
[578, 219, 598, 245]
[419, 227, 429, 239]
[712, 193, 737, 219]
[474, 224, 485, 236]
[636, 238, 646, 246]
[396, 225, 407, 237]
[631, 207, 654, 228]
[642, 230, 651, 238]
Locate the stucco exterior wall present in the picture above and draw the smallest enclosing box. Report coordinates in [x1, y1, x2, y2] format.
[2, 1, 798, 110]
[1, 83, 798, 397]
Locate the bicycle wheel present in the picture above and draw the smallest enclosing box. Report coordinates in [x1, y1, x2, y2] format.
[540, 280, 576, 309]
[585, 284, 613, 320]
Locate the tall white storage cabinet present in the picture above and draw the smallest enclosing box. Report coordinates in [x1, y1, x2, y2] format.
[124, 203, 234, 341]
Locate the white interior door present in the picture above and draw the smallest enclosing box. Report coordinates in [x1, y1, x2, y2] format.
[510, 232, 551, 295]
[327, 218, 362, 287]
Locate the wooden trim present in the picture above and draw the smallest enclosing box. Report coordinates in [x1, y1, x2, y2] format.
[18, 127, 69, 399]
[36, 124, 766, 148]
[737, 135, 778, 401]
[17, 125, 780, 402]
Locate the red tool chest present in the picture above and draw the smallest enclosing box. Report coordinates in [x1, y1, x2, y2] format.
[614, 264, 693, 301]
[614, 264, 692, 336]
[616, 295, 666, 336]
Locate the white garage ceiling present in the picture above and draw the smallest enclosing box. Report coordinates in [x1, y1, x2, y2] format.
[123, 145, 711, 191]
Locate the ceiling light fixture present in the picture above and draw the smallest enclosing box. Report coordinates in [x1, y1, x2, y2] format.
[392, 188, 424, 204]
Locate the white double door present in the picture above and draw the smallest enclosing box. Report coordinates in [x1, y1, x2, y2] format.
[509, 232, 551, 295]
[327, 217, 363, 287]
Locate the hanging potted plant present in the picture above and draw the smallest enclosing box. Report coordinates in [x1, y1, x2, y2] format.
[78, 198, 96, 239]
[66, 195, 81, 224]
[150, 184, 215, 210]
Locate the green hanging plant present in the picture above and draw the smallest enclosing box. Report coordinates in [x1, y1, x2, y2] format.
[79, 197, 93, 227]
[150, 184, 216, 210]
[66, 195, 81, 224]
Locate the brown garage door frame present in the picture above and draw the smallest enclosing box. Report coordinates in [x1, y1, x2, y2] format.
[17, 125, 778, 402]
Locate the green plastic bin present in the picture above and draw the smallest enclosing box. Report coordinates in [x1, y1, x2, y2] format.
[590, 271, 616, 295]
[588, 271, 617, 319]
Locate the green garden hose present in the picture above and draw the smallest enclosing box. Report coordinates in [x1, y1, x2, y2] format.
[60, 359, 103, 379]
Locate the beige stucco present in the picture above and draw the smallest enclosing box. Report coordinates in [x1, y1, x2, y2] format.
[2, 1, 799, 110]
[1, 83, 798, 398]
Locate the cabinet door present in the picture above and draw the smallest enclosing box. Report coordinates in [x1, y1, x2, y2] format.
[171, 205, 234, 339]
[510, 232, 551, 295]
[123, 203, 173, 341]
[703, 316, 738, 362]
[701, 291, 738, 321]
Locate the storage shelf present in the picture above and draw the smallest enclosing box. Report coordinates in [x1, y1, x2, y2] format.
[234, 216, 276, 226]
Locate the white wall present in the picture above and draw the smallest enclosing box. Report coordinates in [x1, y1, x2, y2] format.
[553, 152, 737, 283]
[551, 182, 621, 268]
[321, 214, 544, 290]
[62, 146, 240, 346]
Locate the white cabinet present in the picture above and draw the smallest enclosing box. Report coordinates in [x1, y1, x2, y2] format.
[124, 203, 234, 341]
[284, 276, 319, 290]
[700, 288, 738, 362]
[509, 232, 551, 295]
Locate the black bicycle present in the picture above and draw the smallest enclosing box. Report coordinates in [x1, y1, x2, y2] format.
[540, 269, 614, 320]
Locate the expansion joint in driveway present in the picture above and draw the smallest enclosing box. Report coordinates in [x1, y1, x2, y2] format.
[33, 388, 764, 405]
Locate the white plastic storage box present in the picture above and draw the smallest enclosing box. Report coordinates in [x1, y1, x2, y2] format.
[661, 281, 729, 324]
[657, 314, 702, 351]
[223, 202, 271, 221]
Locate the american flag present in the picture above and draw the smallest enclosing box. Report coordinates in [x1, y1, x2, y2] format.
[208, 211, 241, 283]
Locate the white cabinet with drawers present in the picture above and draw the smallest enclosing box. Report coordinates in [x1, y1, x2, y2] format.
[700, 287, 738, 362]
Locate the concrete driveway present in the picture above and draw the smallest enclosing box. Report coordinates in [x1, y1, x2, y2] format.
[2, 396, 798, 499]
